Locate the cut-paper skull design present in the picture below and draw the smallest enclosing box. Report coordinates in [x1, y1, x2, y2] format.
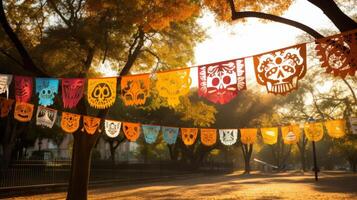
[181, 128, 198, 145]
[61, 112, 81, 133]
[0, 74, 12, 99]
[121, 75, 150, 106]
[254, 44, 307, 95]
[162, 126, 179, 144]
[123, 122, 140, 142]
[142, 125, 161, 144]
[14, 102, 34, 122]
[62, 78, 85, 109]
[219, 129, 238, 146]
[36, 78, 59, 106]
[304, 122, 324, 142]
[15, 76, 33, 103]
[200, 128, 217, 146]
[155, 69, 191, 107]
[240, 128, 257, 145]
[315, 30, 357, 78]
[83, 116, 101, 135]
[0, 97, 14, 117]
[198, 59, 246, 104]
[281, 125, 300, 144]
[325, 119, 346, 138]
[261, 127, 278, 145]
[87, 78, 117, 109]
[104, 119, 121, 138]
[36, 106, 58, 128]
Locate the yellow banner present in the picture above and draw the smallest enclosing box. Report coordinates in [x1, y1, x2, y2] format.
[261, 127, 278, 145]
[281, 125, 300, 144]
[304, 122, 324, 142]
[240, 128, 257, 144]
[325, 119, 346, 138]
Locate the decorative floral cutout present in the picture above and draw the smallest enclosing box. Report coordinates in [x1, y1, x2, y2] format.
[62, 78, 85, 109]
[325, 119, 346, 138]
[104, 119, 121, 138]
[304, 122, 324, 142]
[219, 129, 238, 146]
[36, 106, 58, 128]
[123, 122, 141, 142]
[15, 76, 33, 103]
[36, 78, 59, 106]
[121, 75, 150, 106]
[155, 69, 191, 107]
[281, 125, 300, 144]
[261, 127, 278, 145]
[198, 59, 246, 104]
[181, 128, 198, 145]
[240, 128, 257, 145]
[162, 126, 179, 144]
[83, 116, 101, 135]
[61, 112, 81, 133]
[0, 97, 14, 117]
[87, 78, 117, 109]
[14, 102, 34, 122]
[142, 125, 161, 144]
[0, 74, 12, 99]
[200, 128, 217, 146]
[254, 44, 307, 95]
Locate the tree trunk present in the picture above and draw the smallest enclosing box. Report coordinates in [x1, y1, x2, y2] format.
[109, 141, 116, 168]
[241, 144, 253, 174]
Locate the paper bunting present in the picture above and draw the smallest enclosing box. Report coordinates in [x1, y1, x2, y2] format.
[198, 59, 246, 104]
[61, 112, 81, 133]
[281, 125, 300, 144]
[350, 117, 357, 135]
[104, 119, 122, 138]
[0, 74, 12, 99]
[36, 106, 58, 128]
[219, 129, 238, 146]
[83, 116, 101, 135]
[254, 44, 307, 95]
[200, 128, 217, 146]
[87, 78, 117, 109]
[62, 78, 85, 109]
[261, 127, 278, 145]
[162, 126, 179, 144]
[325, 119, 346, 138]
[315, 29, 357, 78]
[240, 128, 257, 144]
[304, 122, 324, 142]
[0, 97, 14, 117]
[121, 75, 150, 106]
[123, 122, 140, 141]
[36, 78, 59, 106]
[181, 128, 198, 145]
[142, 125, 161, 144]
[14, 102, 34, 122]
[155, 69, 191, 107]
[15, 76, 33, 103]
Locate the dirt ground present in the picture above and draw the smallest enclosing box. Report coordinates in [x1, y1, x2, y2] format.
[7, 171, 357, 200]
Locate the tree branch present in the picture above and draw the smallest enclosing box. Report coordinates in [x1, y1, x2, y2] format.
[0, 48, 23, 67]
[342, 78, 357, 105]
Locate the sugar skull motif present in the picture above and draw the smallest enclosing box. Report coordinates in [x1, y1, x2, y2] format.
[0, 74, 13, 99]
[62, 78, 85, 109]
[83, 116, 101, 135]
[14, 102, 34, 122]
[104, 119, 121, 138]
[325, 119, 346, 138]
[142, 125, 161, 144]
[123, 122, 140, 142]
[261, 127, 278, 145]
[0, 97, 14, 117]
[181, 128, 198, 146]
[121, 75, 150, 106]
[315, 30, 357, 78]
[219, 129, 238, 146]
[200, 128, 217, 146]
[198, 59, 246, 104]
[304, 122, 324, 142]
[240, 128, 257, 145]
[162, 126, 179, 145]
[36, 106, 58, 128]
[254, 44, 307, 95]
[15, 76, 33, 103]
[281, 125, 300, 144]
[155, 69, 191, 107]
[61, 112, 81, 133]
[87, 78, 117, 109]
[36, 78, 59, 106]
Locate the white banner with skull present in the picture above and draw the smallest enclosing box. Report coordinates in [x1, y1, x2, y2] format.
[219, 129, 238, 145]
[0, 74, 13, 99]
[36, 106, 58, 128]
[104, 119, 122, 138]
[350, 117, 357, 135]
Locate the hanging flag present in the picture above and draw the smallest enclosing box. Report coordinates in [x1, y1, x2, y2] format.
[36, 78, 59, 106]
[281, 125, 300, 144]
[315, 29, 357, 78]
[162, 126, 179, 144]
[62, 78, 85, 109]
[104, 119, 122, 138]
[240, 128, 257, 145]
[61, 112, 81, 133]
[0, 74, 12, 99]
[36, 106, 58, 128]
[200, 128, 217, 146]
[15, 76, 33, 103]
[304, 122, 324, 142]
[142, 125, 161, 144]
[87, 78, 117, 109]
[123, 122, 140, 141]
[155, 69, 191, 107]
[261, 127, 278, 145]
[0, 97, 14, 118]
[350, 117, 357, 135]
[181, 128, 198, 145]
[83, 116, 101, 135]
[14, 102, 34, 122]
[219, 129, 238, 146]
[121, 74, 150, 106]
[254, 44, 307, 95]
[198, 59, 246, 104]
[325, 119, 346, 138]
